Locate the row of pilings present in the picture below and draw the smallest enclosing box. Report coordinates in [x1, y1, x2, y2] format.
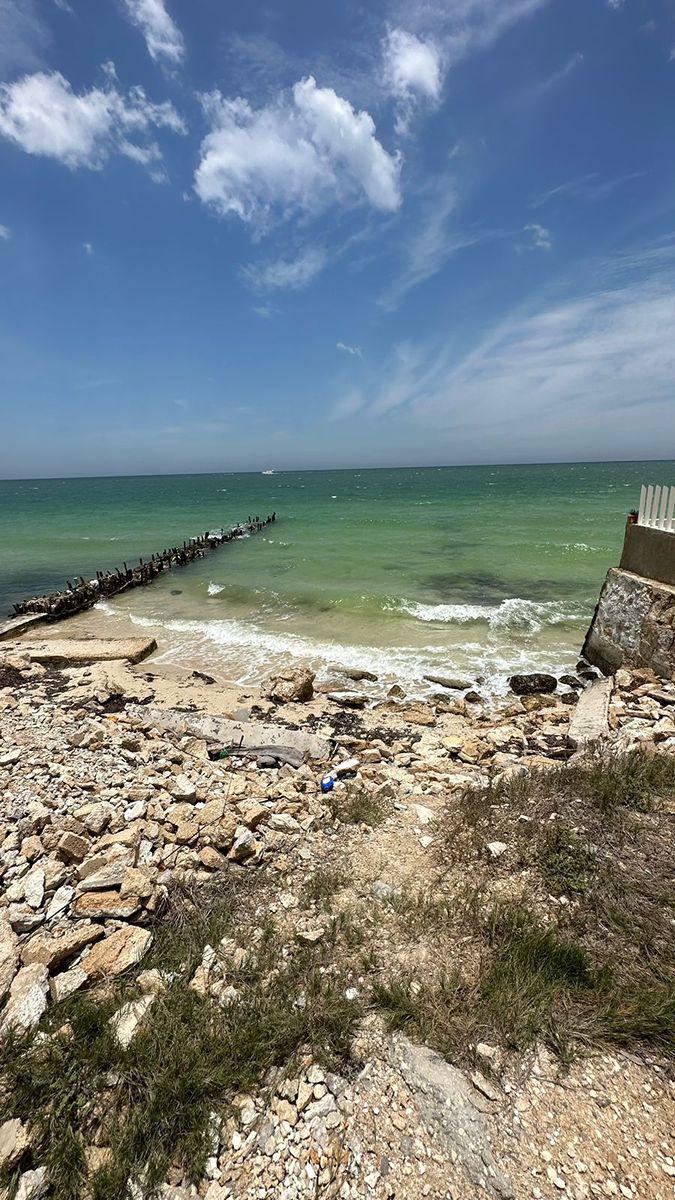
[10, 514, 277, 622]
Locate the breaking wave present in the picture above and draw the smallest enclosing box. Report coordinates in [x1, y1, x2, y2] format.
[397, 597, 584, 633]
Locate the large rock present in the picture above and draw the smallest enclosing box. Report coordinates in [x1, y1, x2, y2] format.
[0, 1118, 30, 1171]
[326, 691, 368, 709]
[72, 892, 141, 920]
[508, 673, 557, 696]
[83, 926, 152, 980]
[0, 919, 19, 1000]
[21, 923, 104, 969]
[0, 964, 49, 1035]
[392, 1034, 513, 1199]
[15, 1168, 48, 1200]
[423, 674, 473, 690]
[262, 667, 315, 704]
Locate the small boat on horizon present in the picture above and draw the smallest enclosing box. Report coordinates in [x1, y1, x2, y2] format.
[261, 469, 275, 475]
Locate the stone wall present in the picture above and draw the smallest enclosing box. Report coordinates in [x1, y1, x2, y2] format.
[620, 522, 675, 588]
[582, 567, 675, 676]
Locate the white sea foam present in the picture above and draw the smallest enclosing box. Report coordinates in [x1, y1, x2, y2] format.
[396, 597, 583, 633]
[94, 602, 578, 698]
[207, 582, 225, 596]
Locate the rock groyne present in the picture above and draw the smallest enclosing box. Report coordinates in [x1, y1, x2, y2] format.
[8, 514, 277, 623]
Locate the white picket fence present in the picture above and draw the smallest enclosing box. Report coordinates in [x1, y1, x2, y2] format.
[638, 484, 675, 532]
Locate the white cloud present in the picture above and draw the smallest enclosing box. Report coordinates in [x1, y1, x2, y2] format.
[522, 222, 551, 250]
[336, 341, 363, 358]
[83, 241, 93, 254]
[0, 69, 185, 171]
[0, 223, 10, 239]
[194, 76, 401, 229]
[384, 29, 443, 132]
[121, 0, 184, 66]
[241, 247, 327, 291]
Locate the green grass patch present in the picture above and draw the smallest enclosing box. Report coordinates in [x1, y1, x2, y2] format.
[375, 899, 675, 1068]
[325, 783, 388, 827]
[0, 878, 363, 1200]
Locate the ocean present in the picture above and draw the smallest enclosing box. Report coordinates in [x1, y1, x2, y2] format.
[0, 462, 667, 696]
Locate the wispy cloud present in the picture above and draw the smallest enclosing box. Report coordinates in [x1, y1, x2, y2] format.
[242, 247, 327, 292]
[121, 0, 185, 66]
[521, 222, 552, 250]
[532, 170, 645, 209]
[518, 50, 583, 103]
[336, 341, 362, 358]
[330, 389, 365, 421]
[378, 180, 491, 310]
[0, 0, 50, 75]
[83, 241, 93, 255]
[389, 0, 551, 71]
[367, 245, 675, 460]
[0, 223, 10, 240]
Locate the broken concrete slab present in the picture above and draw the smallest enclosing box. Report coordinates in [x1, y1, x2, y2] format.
[568, 676, 613, 747]
[7, 637, 157, 666]
[128, 706, 332, 762]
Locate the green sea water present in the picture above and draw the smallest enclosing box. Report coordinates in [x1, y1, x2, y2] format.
[1, 462, 671, 694]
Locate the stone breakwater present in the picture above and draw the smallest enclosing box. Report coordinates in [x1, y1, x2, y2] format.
[0, 650, 674, 1199]
[8, 514, 277, 622]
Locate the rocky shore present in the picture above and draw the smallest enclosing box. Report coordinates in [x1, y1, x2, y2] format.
[0, 640, 673, 1200]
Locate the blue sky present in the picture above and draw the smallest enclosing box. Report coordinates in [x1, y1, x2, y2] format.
[0, 0, 674, 477]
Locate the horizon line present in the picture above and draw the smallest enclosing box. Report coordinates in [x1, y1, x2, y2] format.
[2, 455, 675, 484]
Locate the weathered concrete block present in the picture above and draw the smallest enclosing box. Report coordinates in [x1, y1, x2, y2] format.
[583, 568, 675, 677]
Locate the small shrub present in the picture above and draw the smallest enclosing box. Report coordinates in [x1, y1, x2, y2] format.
[325, 784, 388, 827]
[539, 825, 596, 894]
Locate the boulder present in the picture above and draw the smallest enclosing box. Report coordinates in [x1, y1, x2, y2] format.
[508, 673, 557, 696]
[0, 963, 49, 1035]
[423, 674, 473, 690]
[262, 667, 315, 704]
[71, 892, 141, 920]
[0, 1118, 30, 1171]
[0, 919, 19, 1001]
[83, 926, 152, 980]
[22, 923, 104, 969]
[342, 667, 378, 683]
[327, 691, 368, 709]
[15, 1168, 48, 1200]
[110, 993, 157, 1049]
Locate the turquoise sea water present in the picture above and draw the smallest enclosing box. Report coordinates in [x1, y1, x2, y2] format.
[0, 462, 671, 694]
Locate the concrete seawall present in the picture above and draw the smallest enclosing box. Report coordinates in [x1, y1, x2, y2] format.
[583, 567, 675, 676]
